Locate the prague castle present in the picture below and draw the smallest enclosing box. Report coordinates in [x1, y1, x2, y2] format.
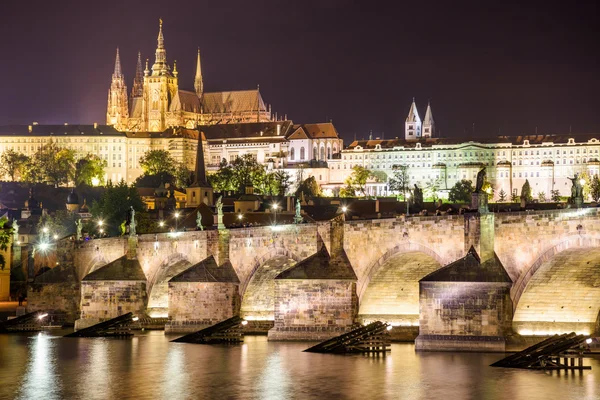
[107, 19, 273, 132]
[0, 20, 598, 200]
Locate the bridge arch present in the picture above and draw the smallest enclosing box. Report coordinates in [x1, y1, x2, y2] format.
[146, 253, 193, 316]
[79, 255, 109, 281]
[358, 243, 444, 326]
[239, 248, 302, 322]
[512, 235, 600, 336]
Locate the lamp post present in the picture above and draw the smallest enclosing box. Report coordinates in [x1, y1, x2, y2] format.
[272, 203, 279, 225]
[98, 220, 104, 237]
[341, 205, 348, 213]
[406, 192, 411, 216]
[174, 211, 180, 231]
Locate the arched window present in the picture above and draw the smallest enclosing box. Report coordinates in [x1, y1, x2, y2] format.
[333, 146, 337, 154]
[327, 146, 331, 159]
[313, 146, 318, 160]
[300, 147, 305, 160]
[290, 147, 295, 161]
[320, 146, 325, 160]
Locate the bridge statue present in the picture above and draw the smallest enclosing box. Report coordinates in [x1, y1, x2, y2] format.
[129, 206, 137, 236]
[196, 211, 204, 231]
[475, 167, 487, 193]
[12, 219, 19, 244]
[413, 184, 424, 210]
[216, 196, 225, 230]
[568, 173, 584, 208]
[294, 199, 303, 224]
[76, 219, 82, 241]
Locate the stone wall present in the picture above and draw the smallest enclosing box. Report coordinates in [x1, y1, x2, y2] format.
[78, 281, 147, 330]
[416, 281, 512, 351]
[166, 282, 240, 333]
[73, 238, 127, 280]
[27, 283, 80, 323]
[269, 280, 357, 341]
[344, 216, 465, 299]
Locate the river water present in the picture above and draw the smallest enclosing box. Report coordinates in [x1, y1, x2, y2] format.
[0, 331, 598, 400]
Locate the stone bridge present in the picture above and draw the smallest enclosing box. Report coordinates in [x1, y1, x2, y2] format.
[30, 208, 600, 340]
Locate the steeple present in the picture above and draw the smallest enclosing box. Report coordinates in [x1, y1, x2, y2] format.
[186, 132, 214, 207]
[106, 47, 129, 128]
[131, 51, 144, 98]
[194, 48, 203, 97]
[404, 98, 422, 140]
[152, 18, 170, 75]
[113, 48, 123, 78]
[423, 101, 435, 138]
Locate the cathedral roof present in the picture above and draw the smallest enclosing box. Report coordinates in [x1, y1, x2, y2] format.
[170, 90, 201, 113]
[289, 123, 340, 140]
[130, 97, 143, 119]
[406, 99, 421, 123]
[198, 121, 293, 141]
[202, 89, 267, 115]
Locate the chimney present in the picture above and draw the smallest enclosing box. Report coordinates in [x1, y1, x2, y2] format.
[28, 125, 32, 133]
[94, 122, 98, 129]
[277, 124, 281, 136]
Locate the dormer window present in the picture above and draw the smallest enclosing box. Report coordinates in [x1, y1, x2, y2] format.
[523, 140, 530, 146]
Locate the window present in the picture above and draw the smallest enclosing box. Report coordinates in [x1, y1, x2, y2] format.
[300, 147, 305, 160]
[290, 147, 295, 161]
[313, 146, 317, 160]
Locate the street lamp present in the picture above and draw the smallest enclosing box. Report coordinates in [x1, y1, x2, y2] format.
[341, 206, 348, 213]
[174, 211, 180, 231]
[238, 214, 243, 221]
[579, 178, 586, 186]
[272, 203, 279, 225]
[159, 221, 165, 228]
[406, 192, 411, 216]
[98, 220, 104, 227]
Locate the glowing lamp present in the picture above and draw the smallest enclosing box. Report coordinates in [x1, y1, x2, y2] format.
[38, 313, 48, 320]
[272, 204, 279, 210]
[174, 212, 180, 219]
[159, 221, 165, 227]
[238, 214, 243, 220]
[98, 220, 104, 227]
[42, 227, 49, 234]
[38, 242, 49, 251]
[132, 317, 139, 322]
[341, 206, 348, 213]
[386, 325, 393, 331]
[579, 178, 586, 186]
[241, 320, 248, 326]
[586, 338, 593, 344]
[53, 234, 58, 240]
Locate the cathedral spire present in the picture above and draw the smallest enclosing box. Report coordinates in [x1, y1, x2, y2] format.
[152, 18, 169, 75]
[404, 98, 422, 140]
[194, 48, 203, 97]
[131, 51, 144, 98]
[423, 100, 435, 137]
[113, 47, 123, 78]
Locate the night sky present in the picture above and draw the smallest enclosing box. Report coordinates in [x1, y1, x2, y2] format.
[1, 0, 599, 142]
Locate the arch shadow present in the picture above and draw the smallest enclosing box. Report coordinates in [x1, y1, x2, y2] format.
[240, 247, 303, 296]
[511, 234, 600, 312]
[357, 242, 446, 301]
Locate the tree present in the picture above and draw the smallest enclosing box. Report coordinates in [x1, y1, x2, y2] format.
[510, 191, 520, 203]
[370, 170, 388, 184]
[343, 166, 371, 197]
[389, 164, 410, 200]
[26, 141, 76, 187]
[538, 191, 547, 203]
[273, 170, 292, 196]
[550, 189, 561, 203]
[230, 154, 268, 193]
[173, 163, 193, 188]
[498, 188, 507, 202]
[448, 179, 474, 203]
[520, 180, 533, 203]
[296, 176, 321, 198]
[425, 179, 441, 202]
[75, 155, 107, 186]
[208, 160, 236, 193]
[90, 180, 145, 235]
[590, 175, 600, 202]
[482, 180, 494, 201]
[579, 171, 591, 201]
[0, 149, 29, 181]
[0, 217, 13, 269]
[139, 150, 176, 176]
[37, 210, 78, 240]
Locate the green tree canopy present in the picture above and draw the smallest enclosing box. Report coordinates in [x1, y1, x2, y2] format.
[590, 175, 600, 203]
[139, 150, 177, 176]
[75, 155, 107, 186]
[24, 141, 76, 187]
[90, 180, 145, 235]
[37, 210, 78, 240]
[498, 188, 507, 202]
[295, 176, 322, 198]
[520, 179, 533, 202]
[0, 217, 13, 269]
[389, 164, 410, 199]
[208, 155, 271, 194]
[0, 149, 30, 181]
[448, 179, 474, 203]
[341, 165, 371, 197]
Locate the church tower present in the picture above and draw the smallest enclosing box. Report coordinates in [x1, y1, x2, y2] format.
[131, 51, 144, 99]
[405, 98, 421, 140]
[422, 101, 435, 138]
[142, 19, 179, 132]
[194, 48, 203, 97]
[106, 48, 129, 129]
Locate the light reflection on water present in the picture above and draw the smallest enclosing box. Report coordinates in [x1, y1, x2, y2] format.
[0, 331, 598, 400]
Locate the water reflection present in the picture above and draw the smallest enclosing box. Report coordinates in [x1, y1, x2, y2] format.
[0, 333, 598, 399]
[17, 333, 60, 400]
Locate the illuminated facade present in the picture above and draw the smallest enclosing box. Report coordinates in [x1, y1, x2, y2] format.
[108, 19, 273, 132]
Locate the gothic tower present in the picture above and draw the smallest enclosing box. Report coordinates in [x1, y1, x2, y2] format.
[142, 19, 179, 132]
[106, 48, 129, 129]
[405, 98, 421, 140]
[131, 51, 144, 99]
[422, 101, 435, 138]
[194, 48, 203, 97]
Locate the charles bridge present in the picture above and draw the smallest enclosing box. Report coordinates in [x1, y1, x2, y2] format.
[25, 207, 600, 351]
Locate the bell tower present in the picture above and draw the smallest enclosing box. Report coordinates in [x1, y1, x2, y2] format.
[142, 19, 179, 132]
